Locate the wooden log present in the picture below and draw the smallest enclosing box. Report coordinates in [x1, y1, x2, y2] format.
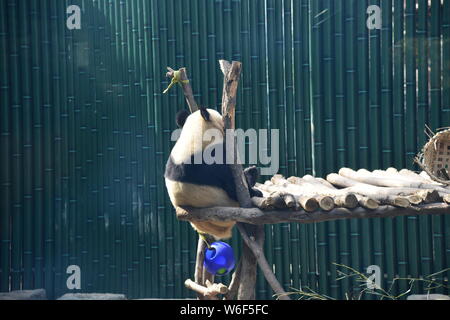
[177, 203, 450, 225]
[315, 195, 335, 211]
[326, 173, 410, 207]
[399, 168, 442, 185]
[420, 171, 435, 182]
[373, 169, 442, 191]
[256, 183, 318, 212]
[236, 224, 290, 300]
[298, 196, 320, 212]
[251, 196, 274, 210]
[219, 59, 258, 300]
[266, 193, 287, 209]
[300, 175, 358, 208]
[406, 195, 423, 205]
[339, 168, 450, 194]
[184, 279, 228, 299]
[444, 194, 450, 204]
[333, 194, 359, 209]
[224, 258, 242, 300]
[271, 176, 336, 210]
[354, 195, 380, 209]
[281, 193, 297, 208]
[299, 176, 379, 209]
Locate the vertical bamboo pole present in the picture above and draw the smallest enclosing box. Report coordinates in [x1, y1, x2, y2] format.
[223, 0, 232, 60]
[49, 0, 62, 297]
[94, 0, 107, 294]
[205, 0, 219, 110]
[380, 0, 396, 296]
[442, 0, 450, 295]
[393, 0, 408, 296]
[368, 0, 385, 294]
[299, 0, 315, 294]
[240, 0, 252, 134]
[258, 0, 272, 299]
[64, 0, 77, 294]
[7, 0, 23, 293]
[126, 0, 140, 299]
[429, 0, 445, 289]
[214, 0, 224, 109]
[321, 0, 339, 298]
[311, 0, 329, 296]
[355, 0, 370, 299]
[404, 2, 420, 290]
[334, 0, 350, 298]
[305, 0, 318, 294]
[416, 0, 432, 293]
[276, 0, 291, 294]
[282, 0, 299, 295]
[166, 0, 182, 298]
[265, 0, 283, 296]
[18, 0, 33, 291]
[85, 0, 97, 295]
[100, 0, 113, 294]
[134, 0, 152, 298]
[197, 0, 209, 108]
[39, 0, 55, 297]
[290, 0, 306, 295]
[247, 0, 268, 298]
[120, 0, 132, 295]
[161, 0, 176, 298]
[229, 1, 243, 271]
[109, 0, 122, 294]
[172, 0, 192, 298]
[150, 0, 168, 297]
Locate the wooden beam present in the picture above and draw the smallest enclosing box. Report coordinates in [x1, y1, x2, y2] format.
[177, 203, 450, 225]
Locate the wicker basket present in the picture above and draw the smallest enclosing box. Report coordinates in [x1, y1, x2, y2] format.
[416, 128, 450, 185]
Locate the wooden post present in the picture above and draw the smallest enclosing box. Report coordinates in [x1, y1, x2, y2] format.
[219, 60, 289, 300]
[219, 60, 257, 299]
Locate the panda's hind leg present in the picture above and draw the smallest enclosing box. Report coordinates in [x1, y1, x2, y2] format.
[174, 206, 235, 240]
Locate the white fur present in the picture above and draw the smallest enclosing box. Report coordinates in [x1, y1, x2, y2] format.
[171, 108, 224, 164]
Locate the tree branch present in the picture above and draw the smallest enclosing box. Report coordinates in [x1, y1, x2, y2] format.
[166, 67, 198, 113]
[177, 203, 450, 225]
[236, 224, 290, 300]
[184, 279, 228, 300]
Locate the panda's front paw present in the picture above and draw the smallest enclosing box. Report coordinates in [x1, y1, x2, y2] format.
[250, 187, 263, 198]
[244, 165, 259, 187]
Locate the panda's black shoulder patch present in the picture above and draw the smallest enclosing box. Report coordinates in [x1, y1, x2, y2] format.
[164, 144, 238, 202]
[200, 107, 210, 121]
[175, 109, 190, 128]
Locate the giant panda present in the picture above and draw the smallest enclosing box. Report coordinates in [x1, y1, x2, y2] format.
[164, 107, 261, 240]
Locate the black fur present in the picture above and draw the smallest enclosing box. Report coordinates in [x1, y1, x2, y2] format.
[243, 166, 259, 187]
[175, 109, 190, 128]
[243, 166, 263, 198]
[200, 107, 210, 121]
[165, 143, 262, 201]
[165, 145, 238, 202]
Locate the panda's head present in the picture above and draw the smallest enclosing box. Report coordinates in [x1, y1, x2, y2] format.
[171, 107, 224, 163]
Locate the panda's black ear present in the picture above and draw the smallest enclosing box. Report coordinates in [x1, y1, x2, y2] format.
[200, 107, 210, 121]
[176, 109, 190, 128]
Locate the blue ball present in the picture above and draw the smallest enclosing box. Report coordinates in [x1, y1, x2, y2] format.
[203, 241, 235, 276]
